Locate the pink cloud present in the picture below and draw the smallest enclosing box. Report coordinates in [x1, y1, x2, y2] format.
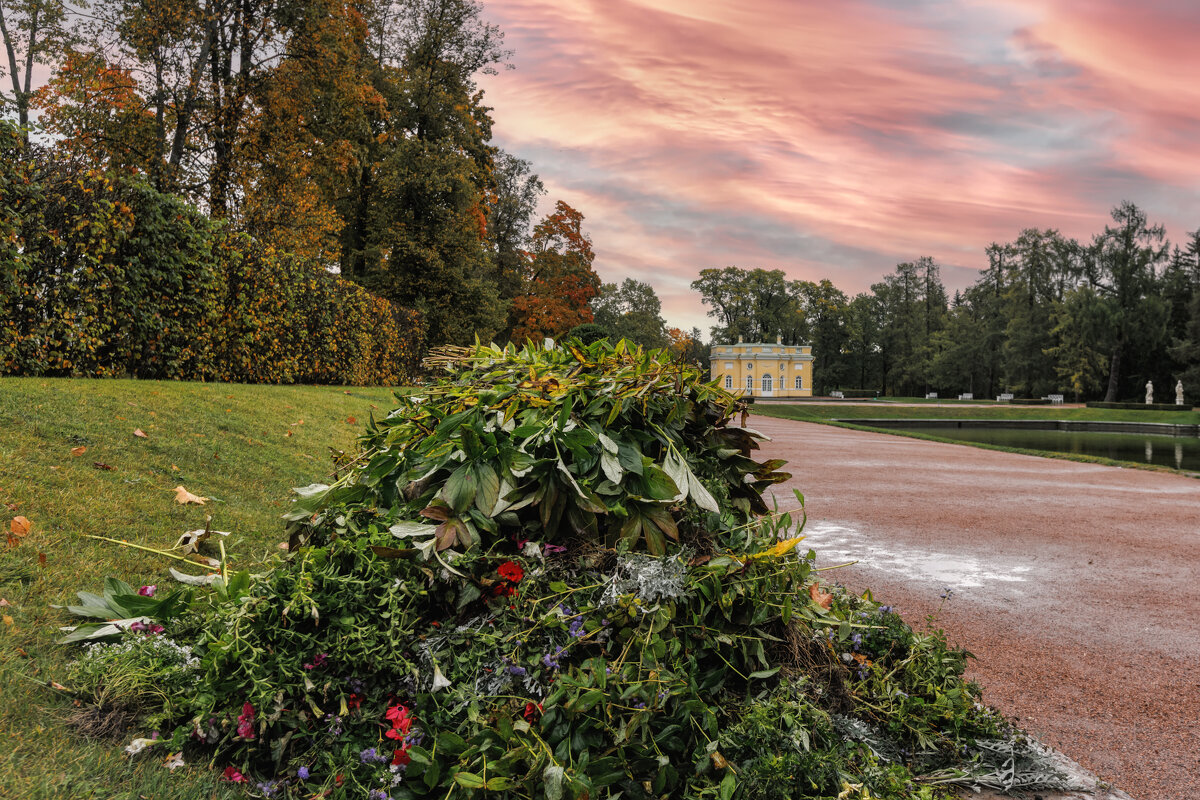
[478, 0, 1200, 333]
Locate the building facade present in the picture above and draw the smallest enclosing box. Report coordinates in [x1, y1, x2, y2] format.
[709, 337, 814, 398]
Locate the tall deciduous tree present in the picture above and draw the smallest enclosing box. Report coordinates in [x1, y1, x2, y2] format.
[590, 278, 668, 349]
[691, 266, 805, 344]
[508, 201, 600, 344]
[0, 0, 70, 142]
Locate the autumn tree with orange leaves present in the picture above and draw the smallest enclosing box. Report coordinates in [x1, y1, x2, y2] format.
[508, 201, 601, 344]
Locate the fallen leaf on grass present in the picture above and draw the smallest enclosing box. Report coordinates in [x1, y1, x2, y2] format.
[133, 428, 148, 439]
[172, 486, 207, 505]
[37, 552, 46, 567]
[809, 582, 833, 609]
[277, 542, 289, 550]
[0, 598, 9, 606]
[11, 516, 31, 536]
[284, 430, 293, 437]
[50, 681, 69, 691]
[2, 615, 12, 627]
[346, 416, 357, 424]
[3, 503, 16, 511]
[163, 752, 185, 771]
[70, 445, 87, 457]
[172, 516, 229, 554]
[93, 462, 115, 471]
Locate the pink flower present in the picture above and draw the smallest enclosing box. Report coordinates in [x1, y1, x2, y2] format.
[137, 585, 156, 597]
[236, 702, 256, 740]
[222, 766, 245, 782]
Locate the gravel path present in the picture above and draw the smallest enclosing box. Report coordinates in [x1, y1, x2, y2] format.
[752, 416, 1200, 800]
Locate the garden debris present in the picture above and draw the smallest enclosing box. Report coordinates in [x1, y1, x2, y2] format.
[172, 486, 207, 505]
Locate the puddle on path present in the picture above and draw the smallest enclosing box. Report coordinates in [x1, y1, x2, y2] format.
[798, 521, 1033, 589]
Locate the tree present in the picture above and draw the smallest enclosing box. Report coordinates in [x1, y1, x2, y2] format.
[508, 201, 600, 344]
[487, 151, 543, 307]
[1083, 202, 1169, 401]
[691, 266, 805, 344]
[998, 229, 1078, 396]
[794, 279, 849, 394]
[590, 278, 668, 349]
[0, 0, 70, 142]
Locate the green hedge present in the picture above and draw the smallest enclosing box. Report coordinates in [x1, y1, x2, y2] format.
[1086, 401, 1192, 411]
[1010, 398, 1051, 405]
[0, 124, 422, 384]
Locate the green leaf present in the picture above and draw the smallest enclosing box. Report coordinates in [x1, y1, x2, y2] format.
[472, 463, 500, 515]
[441, 464, 476, 514]
[453, 772, 486, 789]
[719, 771, 737, 800]
[748, 666, 780, 680]
[641, 466, 679, 502]
[543, 765, 566, 800]
[485, 777, 514, 790]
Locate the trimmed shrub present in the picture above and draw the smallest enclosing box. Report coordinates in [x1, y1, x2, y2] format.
[0, 124, 422, 385]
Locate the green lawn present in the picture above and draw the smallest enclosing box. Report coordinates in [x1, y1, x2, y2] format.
[0, 378, 400, 799]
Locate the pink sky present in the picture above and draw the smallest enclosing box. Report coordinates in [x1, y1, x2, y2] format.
[476, 0, 1200, 334]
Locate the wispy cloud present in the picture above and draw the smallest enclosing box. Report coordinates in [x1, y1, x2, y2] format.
[479, 0, 1200, 332]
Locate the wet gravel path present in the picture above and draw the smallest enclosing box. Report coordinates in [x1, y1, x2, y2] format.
[753, 416, 1200, 800]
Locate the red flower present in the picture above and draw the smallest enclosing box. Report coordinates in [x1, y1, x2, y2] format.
[523, 702, 543, 722]
[222, 766, 245, 783]
[392, 745, 411, 766]
[498, 561, 524, 583]
[347, 693, 362, 711]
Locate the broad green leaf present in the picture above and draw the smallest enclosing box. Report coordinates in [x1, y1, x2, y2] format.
[453, 772, 486, 789]
[543, 765, 566, 800]
[473, 463, 500, 515]
[641, 466, 680, 502]
[441, 464, 476, 514]
[600, 450, 622, 484]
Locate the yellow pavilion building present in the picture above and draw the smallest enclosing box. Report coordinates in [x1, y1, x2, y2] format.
[709, 336, 814, 399]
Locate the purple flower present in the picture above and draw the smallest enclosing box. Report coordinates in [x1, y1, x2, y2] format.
[850, 633, 863, 651]
[297, 767, 310, 780]
[506, 666, 527, 677]
[137, 585, 156, 597]
[542, 543, 567, 555]
[256, 780, 278, 797]
[633, 701, 646, 709]
[541, 647, 565, 670]
[369, 790, 389, 800]
[304, 652, 329, 670]
[568, 618, 585, 638]
[360, 747, 387, 764]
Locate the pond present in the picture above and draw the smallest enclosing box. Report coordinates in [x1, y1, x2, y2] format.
[864, 423, 1200, 471]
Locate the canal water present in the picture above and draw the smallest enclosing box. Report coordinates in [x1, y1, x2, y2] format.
[888, 425, 1200, 471]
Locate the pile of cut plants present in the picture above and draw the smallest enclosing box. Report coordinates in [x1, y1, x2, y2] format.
[54, 339, 1077, 799]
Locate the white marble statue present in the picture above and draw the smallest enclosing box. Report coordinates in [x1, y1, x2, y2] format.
[1177, 380, 1184, 406]
[1145, 380, 1153, 405]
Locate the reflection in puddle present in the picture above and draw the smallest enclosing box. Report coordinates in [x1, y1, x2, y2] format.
[798, 521, 1032, 589]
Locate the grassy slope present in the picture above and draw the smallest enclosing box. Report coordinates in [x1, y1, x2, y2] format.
[753, 402, 1200, 473]
[0, 378, 399, 800]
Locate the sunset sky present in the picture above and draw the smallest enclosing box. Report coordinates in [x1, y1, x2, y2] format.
[476, 0, 1200, 334]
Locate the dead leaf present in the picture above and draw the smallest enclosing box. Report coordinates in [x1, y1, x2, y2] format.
[10, 516, 31, 537]
[284, 430, 293, 437]
[346, 416, 356, 424]
[277, 542, 289, 550]
[37, 552, 46, 567]
[50, 681, 69, 691]
[0, 598, 9, 606]
[3, 503, 16, 511]
[70, 445, 87, 457]
[172, 516, 229, 554]
[170, 465, 180, 471]
[2, 615, 12, 627]
[93, 462, 115, 471]
[808, 582, 833, 610]
[172, 486, 207, 505]
[163, 752, 185, 771]
[133, 428, 148, 439]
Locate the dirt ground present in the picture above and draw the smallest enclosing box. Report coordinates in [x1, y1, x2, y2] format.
[751, 415, 1200, 800]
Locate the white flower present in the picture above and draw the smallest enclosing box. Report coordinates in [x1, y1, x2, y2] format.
[163, 752, 185, 771]
[430, 660, 451, 692]
[124, 737, 157, 756]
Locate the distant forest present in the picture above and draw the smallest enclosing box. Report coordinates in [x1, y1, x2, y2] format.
[692, 203, 1200, 402]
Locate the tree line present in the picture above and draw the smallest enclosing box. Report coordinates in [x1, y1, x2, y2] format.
[0, 0, 602, 352]
[692, 203, 1200, 402]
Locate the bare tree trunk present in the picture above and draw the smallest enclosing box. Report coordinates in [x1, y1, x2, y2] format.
[1103, 349, 1121, 403]
[0, 3, 27, 142]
